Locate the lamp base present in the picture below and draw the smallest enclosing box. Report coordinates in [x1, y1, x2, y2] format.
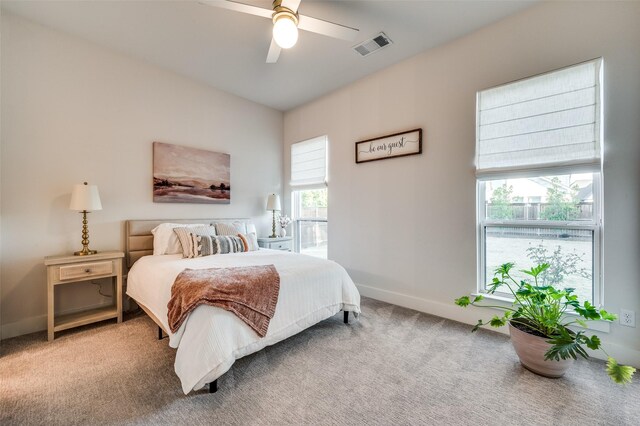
[74, 210, 97, 256]
[270, 209, 277, 238]
[74, 248, 97, 256]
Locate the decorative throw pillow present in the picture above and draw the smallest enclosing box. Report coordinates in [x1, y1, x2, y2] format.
[151, 222, 207, 255]
[215, 222, 245, 236]
[238, 233, 260, 252]
[174, 225, 217, 258]
[191, 235, 245, 257]
[245, 222, 257, 235]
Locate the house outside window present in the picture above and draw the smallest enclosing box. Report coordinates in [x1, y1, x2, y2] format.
[476, 59, 603, 305]
[290, 136, 328, 259]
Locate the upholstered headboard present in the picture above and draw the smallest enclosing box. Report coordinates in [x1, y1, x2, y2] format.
[125, 218, 255, 269]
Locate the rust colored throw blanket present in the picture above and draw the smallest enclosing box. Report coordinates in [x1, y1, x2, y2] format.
[167, 265, 280, 337]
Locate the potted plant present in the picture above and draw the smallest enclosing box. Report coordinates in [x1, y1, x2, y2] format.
[455, 262, 635, 384]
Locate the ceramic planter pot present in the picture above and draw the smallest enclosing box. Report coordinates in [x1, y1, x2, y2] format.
[508, 321, 574, 378]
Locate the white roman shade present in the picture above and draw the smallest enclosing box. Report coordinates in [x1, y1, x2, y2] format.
[476, 59, 602, 178]
[290, 136, 328, 187]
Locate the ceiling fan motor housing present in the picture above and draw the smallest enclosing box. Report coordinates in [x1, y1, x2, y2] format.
[272, 6, 299, 26]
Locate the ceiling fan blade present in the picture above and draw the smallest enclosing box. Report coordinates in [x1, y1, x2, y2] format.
[198, 0, 273, 19]
[281, 0, 301, 12]
[298, 14, 359, 41]
[266, 39, 282, 63]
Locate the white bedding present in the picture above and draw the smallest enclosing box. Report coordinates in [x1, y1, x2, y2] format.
[126, 249, 361, 394]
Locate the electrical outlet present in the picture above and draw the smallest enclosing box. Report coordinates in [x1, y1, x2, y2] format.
[620, 309, 636, 327]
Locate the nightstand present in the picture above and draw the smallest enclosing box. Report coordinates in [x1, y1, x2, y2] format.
[257, 236, 292, 252]
[44, 251, 124, 341]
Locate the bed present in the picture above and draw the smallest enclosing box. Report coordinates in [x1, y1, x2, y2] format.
[125, 219, 361, 394]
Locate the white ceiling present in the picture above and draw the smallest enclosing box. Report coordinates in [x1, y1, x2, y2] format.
[1, 0, 536, 111]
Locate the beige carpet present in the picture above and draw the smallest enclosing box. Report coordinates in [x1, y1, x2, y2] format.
[1, 297, 639, 425]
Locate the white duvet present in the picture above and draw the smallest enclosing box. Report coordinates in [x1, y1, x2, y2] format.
[126, 249, 361, 394]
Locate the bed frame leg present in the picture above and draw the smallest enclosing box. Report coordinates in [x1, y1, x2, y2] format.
[344, 311, 349, 324]
[209, 380, 218, 393]
[158, 326, 163, 340]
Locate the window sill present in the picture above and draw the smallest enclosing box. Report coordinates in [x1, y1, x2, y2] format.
[472, 292, 611, 333]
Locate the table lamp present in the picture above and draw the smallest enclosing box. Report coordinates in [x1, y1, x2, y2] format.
[69, 182, 102, 256]
[266, 193, 281, 238]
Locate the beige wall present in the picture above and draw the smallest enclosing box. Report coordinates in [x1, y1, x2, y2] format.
[0, 5, 3, 340]
[0, 14, 283, 338]
[284, 2, 640, 365]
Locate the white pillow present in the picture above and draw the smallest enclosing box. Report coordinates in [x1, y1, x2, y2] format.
[215, 221, 246, 235]
[246, 222, 257, 235]
[214, 221, 256, 236]
[151, 223, 207, 255]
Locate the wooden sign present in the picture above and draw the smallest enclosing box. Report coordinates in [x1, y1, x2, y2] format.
[355, 128, 422, 164]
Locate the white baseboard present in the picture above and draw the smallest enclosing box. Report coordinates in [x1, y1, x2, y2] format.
[356, 283, 640, 368]
[1, 300, 116, 340]
[1, 314, 48, 340]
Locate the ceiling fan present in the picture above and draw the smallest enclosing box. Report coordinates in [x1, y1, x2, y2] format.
[200, 0, 360, 63]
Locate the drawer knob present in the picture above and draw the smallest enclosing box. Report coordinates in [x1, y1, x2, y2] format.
[85, 269, 91, 273]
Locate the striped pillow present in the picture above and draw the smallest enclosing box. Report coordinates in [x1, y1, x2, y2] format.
[215, 222, 244, 236]
[191, 235, 245, 257]
[174, 226, 216, 258]
[238, 233, 259, 252]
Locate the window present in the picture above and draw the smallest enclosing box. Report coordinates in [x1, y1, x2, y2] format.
[290, 136, 328, 259]
[293, 188, 328, 258]
[476, 59, 603, 304]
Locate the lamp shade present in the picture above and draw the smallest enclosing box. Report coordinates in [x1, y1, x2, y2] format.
[69, 182, 102, 211]
[266, 193, 281, 211]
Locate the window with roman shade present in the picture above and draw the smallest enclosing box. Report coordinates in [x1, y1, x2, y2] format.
[475, 59, 603, 306]
[290, 136, 328, 188]
[290, 135, 329, 259]
[476, 59, 602, 178]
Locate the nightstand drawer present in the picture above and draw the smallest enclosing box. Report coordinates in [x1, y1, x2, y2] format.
[59, 261, 113, 281]
[270, 241, 291, 251]
[257, 237, 293, 251]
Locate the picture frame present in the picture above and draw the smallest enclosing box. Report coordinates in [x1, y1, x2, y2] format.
[355, 128, 422, 164]
[153, 142, 231, 204]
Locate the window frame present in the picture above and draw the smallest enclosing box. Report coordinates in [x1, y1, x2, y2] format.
[290, 135, 329, 258]
[291, 189, 328, 256]
[476, 173, 603, 306]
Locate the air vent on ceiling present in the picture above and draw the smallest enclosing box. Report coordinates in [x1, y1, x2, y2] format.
[353, 32, 393, 57]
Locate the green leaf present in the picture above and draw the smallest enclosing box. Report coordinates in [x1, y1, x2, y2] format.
[489, 315, 507, 328]
[565, 300, 580, 309]
[516, 287, 532, 297]
[599, 310, 617, 322]
[574, 301, 600, 320]
[545, 328, 589, 361]
[471, 320, 484, 332]
[473, 295, 485, 303]
[455, 296, 471, 307]
[606, 357, 636, 385]
[584, 335, 601, 351]
[495, 263, 515, 276]
[487, 279, 503, 293]
[521, 263, 550, 278]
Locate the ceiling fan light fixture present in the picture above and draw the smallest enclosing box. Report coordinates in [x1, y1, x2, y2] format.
[272, 10, 299, 49]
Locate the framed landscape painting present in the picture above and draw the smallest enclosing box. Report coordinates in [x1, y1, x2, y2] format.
[153, 142, 231, 204]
